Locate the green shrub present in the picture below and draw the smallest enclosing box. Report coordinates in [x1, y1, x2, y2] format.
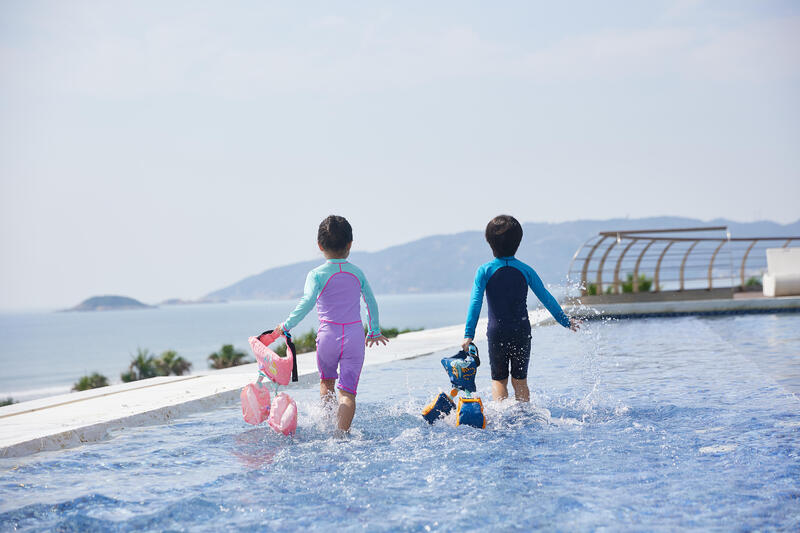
[0, 397, 15, 407]
[121, 348, 161, 382]
[208, 344, 250, 369]
[155, 350, 192, 376]
[294, 330, 318, 353]
[745, 276, 762, 288]
[122, 348, 194, 382]
[72, 372, 109, 391]
[374, 326, 422, 338]
[621, 273, 653, 293]
[586, 282, 613, 295]
[587, 274, 653, 294]
[276, 330, 316, 356]
[273, 326, 424, 356]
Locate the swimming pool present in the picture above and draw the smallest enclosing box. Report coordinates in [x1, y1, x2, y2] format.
[2, 314, 799, 531]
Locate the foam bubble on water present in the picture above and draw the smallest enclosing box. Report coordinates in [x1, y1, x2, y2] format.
[577, 381, 600, 413]
[483, 399, 551, 430]
[613, 403, 630, 416]
[629, 422, 655, 433]
[550, 415, 584, 428]
[386, 395, 425, 419]
[560, 314, 613, 420]
[695, 426, 725, 434]
[297, 397, 337, 433]
[395, 427, 423, 442]
[699, 444, 737, 454]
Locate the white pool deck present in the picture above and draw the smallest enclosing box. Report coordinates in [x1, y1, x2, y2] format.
[2, 295, 799, 458]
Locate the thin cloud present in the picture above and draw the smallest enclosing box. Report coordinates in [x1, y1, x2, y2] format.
[3, 8, 798, 99]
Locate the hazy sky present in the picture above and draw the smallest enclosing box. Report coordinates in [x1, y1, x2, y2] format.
[1, 1, 798, 309]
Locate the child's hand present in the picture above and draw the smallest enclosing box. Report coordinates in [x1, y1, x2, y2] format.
[569, 318, 582, 332]
[461, 338, 473, 352]
[366, 335, 389, 347]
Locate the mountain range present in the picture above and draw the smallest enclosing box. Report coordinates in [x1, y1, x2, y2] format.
[206, 217, 800, 301]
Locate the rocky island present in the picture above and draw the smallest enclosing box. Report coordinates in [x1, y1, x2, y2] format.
[66, 295, 153, 312]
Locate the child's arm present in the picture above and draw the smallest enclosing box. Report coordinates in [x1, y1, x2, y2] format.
[359, 273, 388, 346]
[521, 263, 573, 329]
[462, 265, 488, 349]
[279, 271, 319, 333]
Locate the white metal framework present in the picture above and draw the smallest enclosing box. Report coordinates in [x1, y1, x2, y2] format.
[568, 227, 798, 297]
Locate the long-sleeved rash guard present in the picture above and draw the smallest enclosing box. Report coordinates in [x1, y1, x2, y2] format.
[282, 259, 382, 339]
[464, 256, 570, 339]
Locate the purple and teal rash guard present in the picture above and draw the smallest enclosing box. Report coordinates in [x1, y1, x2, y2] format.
[464, 256, 570, 339]
[282, 259, 382, 339]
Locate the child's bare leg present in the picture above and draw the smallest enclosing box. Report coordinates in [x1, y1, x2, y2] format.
[336, 389, 356, 431]
[320, 378, 337, 406]
[511, 377, 530, 402]
[492, 379, 509, 401]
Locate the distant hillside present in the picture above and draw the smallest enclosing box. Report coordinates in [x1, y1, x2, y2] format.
[67, 295, 153, 312]
[206, 217, 800, 301]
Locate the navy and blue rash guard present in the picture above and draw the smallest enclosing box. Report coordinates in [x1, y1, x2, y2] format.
[464, 256, 570, 340]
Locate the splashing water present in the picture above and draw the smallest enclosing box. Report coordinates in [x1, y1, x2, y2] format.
[2, 314, 799, 531]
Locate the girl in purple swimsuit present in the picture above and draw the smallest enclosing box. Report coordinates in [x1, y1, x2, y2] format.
[277, 215, 388, 432]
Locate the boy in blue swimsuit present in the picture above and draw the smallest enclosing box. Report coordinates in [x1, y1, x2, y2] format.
[462, 215, 579, 402]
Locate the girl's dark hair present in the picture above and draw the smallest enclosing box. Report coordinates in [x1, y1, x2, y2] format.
[485, 215, 523, 257]
[317, 215, 353, 253]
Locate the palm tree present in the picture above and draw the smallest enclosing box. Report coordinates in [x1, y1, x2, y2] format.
[155, 350, 192, 376]
[275, 329, 316, 356]
[72, 372, 109, 391]
[121, 348, 160, 382]
[208, 344, 250, 369]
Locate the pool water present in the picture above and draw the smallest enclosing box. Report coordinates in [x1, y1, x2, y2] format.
[1, 314, 799, 531]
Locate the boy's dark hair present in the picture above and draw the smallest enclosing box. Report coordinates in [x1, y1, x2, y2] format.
[318, 215, 353, 253]
[485, 215, 523, 257]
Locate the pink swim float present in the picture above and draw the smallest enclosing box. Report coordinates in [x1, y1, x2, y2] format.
[268, 392, 298, 436]
[241, 329, 299, 434]
[240, 382, 271, 425]
[248, 330, 296, 386]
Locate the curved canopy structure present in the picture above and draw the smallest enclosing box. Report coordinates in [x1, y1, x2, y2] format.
[568, 227, 798, 297]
